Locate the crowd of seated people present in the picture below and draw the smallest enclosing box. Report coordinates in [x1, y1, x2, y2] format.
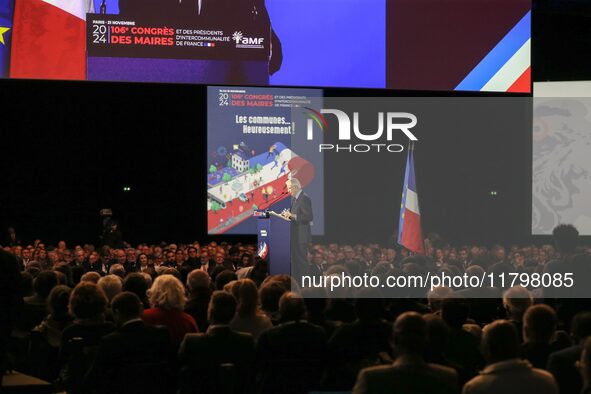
[0, 224, 590, 393]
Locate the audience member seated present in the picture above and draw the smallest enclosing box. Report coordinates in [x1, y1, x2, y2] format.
[162, 267, 182, 280]
[136, 252, 156, 277]
[215, 269, 238, 291]
[230, 279, 273, 341]
[83, 251, 106, 275]
[503, 286, 533, 343]
[179, 291, 256, 394]
[456, 266, 502, 325]
[324, 289, 393, 390]
[54, 263, 74, 286]
[58, 282, 115, 393]
[578, 337, 591, 394]
[80, 271, 101, 284]
[29, 285, 73, 381]
[259, 280, 287, 325]
[185, 270, 213, 333]
[97, 275, 122, 304]
[353, 311, 458, 394]
[143, 274, 199, 346]
[4, 233, 591, 394]
[14, 271, 58, 337]
[521, 304, 564, 369]
[36, 285, 73, 348]
[462, 320, 558, 394]
[427, 286, 454, 315]
[301, 287, 340, 338]
[108, 263, 125, 278]
[98, 274, 122, 321]
[122, 272, 150, 309]
[256, 292, 327, 394]
[322, 268, 357, 324]
[140, 271, 153, 288]
[244, 258, 269, 287]
[441, 297, 483, 380]
[547, 312, 591, 394]
[84, 292, 173, 394]
[19, 271, 34, 297]
[424, 313, 470, 385]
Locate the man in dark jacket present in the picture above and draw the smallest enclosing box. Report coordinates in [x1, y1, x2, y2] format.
[84, 292, 173, 394]
[179, 291, 255, 393]
[257, 292, 327, 394]
[283, 178, 313, 282]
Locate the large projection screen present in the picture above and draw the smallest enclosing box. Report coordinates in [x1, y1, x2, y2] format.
[207, 86, 324, 235]
[532, 81, 591, 235]
[0, 0, 530, 92]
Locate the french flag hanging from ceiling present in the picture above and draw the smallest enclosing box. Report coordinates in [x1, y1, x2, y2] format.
[398, 144, 425, 254]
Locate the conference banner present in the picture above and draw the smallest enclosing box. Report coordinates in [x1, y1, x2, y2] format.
[87, 15, 269, 61]
[2, 0, 531, 92]
[206, 86, 324, 235]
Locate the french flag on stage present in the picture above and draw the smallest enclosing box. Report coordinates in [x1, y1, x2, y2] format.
[397, 144, 425, 254]
[10, 0, 94, 80]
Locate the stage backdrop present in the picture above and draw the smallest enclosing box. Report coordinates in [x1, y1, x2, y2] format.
[532, 81, 591, 235]
[207, 86, 324, 235]
[0, 0, 530, 92]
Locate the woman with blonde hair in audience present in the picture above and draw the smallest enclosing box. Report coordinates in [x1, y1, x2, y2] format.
[143, 274, 199, 346]
[230, 279, 273, 340]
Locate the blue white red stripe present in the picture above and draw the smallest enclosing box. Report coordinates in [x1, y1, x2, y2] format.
[455, 10, 530, 93]
[398, 144, 424, 254]
[257, 241, 268, 259]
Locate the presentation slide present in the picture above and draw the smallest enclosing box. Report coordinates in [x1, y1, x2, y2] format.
[532, 81, 591, 235]
[0, 0, 530, 92]
[207, 86, 324, 235]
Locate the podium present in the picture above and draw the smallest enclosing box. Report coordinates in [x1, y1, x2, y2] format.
[257, 212, 291, 276]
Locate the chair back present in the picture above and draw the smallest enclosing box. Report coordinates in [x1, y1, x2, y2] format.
[179, 363, 237, 394]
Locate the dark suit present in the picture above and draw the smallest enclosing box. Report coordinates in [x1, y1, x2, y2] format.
[445, 328, 484, 380]
[83, 261, 106, 275]
[257, 321, 327, 393]
[546, 345, 582, 394]
[123, 260, 138, 274]
[179, 326, 256, 394]
[324, 320, 393, 390]
[184, 289, 212, 333]
[455, 287, 502, 325]
[353, 362, 458, 394]
[84, 320, 173, 394]
[521, 341, 565, 370]
[290, 191, 313, 281]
